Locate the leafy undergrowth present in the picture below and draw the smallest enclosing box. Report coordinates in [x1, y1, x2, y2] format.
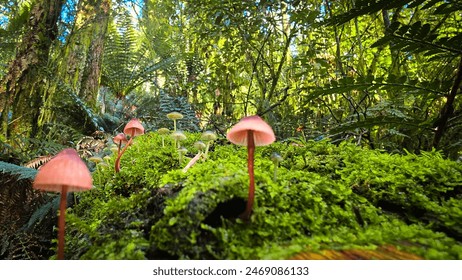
[65, 132, 462, 259]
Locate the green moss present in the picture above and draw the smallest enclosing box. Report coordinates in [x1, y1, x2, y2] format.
[65, 135, 462, 259]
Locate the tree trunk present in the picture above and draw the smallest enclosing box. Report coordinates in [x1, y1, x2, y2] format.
[38, 0, 110, 129]
[433, 56, 462, 148]
[0, 0, 64, 138]
[78, 0, 111, 109]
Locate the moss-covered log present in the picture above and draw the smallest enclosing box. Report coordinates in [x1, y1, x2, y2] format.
[60, 133, 462, 260]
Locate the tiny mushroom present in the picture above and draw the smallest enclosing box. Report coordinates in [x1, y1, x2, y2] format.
[166, 112, 184, 132]
[89, 156, 105, 174]
[227, 115, 275, 221]
[88, 156, 103, 164]
[124, 118, 145, 140]
[177, 146, 188, 165]
[270, 152, 283, 182]
[171, 131, 187, 149]
[193, 141, 206, 153]
[115, 118, 145, 173]
[33, 148, 92, 260]
[157, 127, 170, 147]
[201, 131, 217, 160]
[113, 133, 128, 155]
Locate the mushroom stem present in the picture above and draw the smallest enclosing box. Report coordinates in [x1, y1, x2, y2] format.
[115, 133, 134, 173]
[117, 142, 122, 155]
[57, 186, 68, 260]
[204, 141, 211, 160]
[182, 152, 202, 173]
[173, 120, 177, 132]
[178, 151, 183, 165]
[241, 130, 255, 221]
[273, 163, 278, 182]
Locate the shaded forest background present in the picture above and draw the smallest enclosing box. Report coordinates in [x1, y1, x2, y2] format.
[1, 0, 462, 260]
[1, 0, 462, 161]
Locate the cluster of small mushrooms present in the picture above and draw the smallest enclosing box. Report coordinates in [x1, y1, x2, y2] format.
[32, 113, 276, 259]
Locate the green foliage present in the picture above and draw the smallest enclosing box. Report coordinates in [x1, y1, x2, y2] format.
[0, 133, 67, 164]
[0, 0, 30, 76]
[0, 160, 37, 181]
[65, 136, 462, 260]
[4, 0, 462, 260]
[323, 0, 386, 25]
[0, 161, 55, 259]
[371, 20, 462, 57]
[101, 10, 176, 100]
[156, 91, 200, 131]
[36, 77, 107, 136]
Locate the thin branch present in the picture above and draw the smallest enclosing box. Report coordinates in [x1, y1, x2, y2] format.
[244, 30, 272, 115]
[259, 87, 289, 116]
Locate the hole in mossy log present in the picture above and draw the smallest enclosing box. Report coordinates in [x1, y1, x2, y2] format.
[203, 197, 246, 227]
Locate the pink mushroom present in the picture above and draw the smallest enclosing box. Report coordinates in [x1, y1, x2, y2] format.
[33, 148, 92, 259]
[115, 118, 145, 173]
[124, 118, 145, 138]
[227, 115, 275, 221]
[113, 133, 128, 155]
[113, 133, 128, 172]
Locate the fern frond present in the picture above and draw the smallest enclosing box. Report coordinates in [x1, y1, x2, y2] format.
[157, 90, 200, 131]
[0, 162, 38, 226]
[0, 161, 56, 259]
[23, 155, 54, 169]
[0, 230, 52, 260]
[102, 10, 176, 98]
[0, 161, 37, 181]
[22, 196, 60, 232]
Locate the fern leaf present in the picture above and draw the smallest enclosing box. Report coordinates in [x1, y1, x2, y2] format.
[23, 155, 54, 169]
[22, 196, 59, 231]
[0, 161, 37, 181]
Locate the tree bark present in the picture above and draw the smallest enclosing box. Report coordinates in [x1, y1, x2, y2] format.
[78, 0, 111, 109]
[0, 0, 64, 138]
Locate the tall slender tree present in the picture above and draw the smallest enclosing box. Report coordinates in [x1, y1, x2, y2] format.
[0, 0, 64, 138]
[78, 0, 110, 108]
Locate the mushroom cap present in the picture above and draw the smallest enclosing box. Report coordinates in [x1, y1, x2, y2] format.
[123, 118, 145, 137]
[193, 141, 206, 151]
[271, 152, 283, 163]
[227, 115, 276, 146]
[171, 131, 187, 141]
[157, 127, 170, 135]
[89, 156, 103, 163]
[201, 131, 217, 141]
[33, 148, 92, 193]
[113, 133, 128, 145]
[166, 112, 184, 120]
